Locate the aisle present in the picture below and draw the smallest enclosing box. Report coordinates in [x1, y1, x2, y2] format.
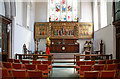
[50, 68, 78, 79]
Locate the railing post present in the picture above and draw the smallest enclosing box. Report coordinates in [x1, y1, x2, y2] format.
[76, 55, 80, 63]
[15, 54, 17, 59]
[110, 54, 112, 59]
[48, 55, 52, 61]
[19, 55, 22, 61]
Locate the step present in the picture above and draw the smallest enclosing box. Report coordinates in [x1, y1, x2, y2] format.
[52, 59, 75, 63]
[52, 63, 75, 68]
[53, 61, 74, 63]
[53, 64, 75, 68]
[51, 53, 78, 59]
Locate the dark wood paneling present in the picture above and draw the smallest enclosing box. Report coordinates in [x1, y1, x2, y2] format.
[50, 44, 79, 53]
[50, 38, 78, 44]
[50, 39, 79, 53]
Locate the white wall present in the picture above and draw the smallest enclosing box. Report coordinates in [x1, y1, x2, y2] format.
[94, 25, 113, 54]
[0, 0, 5, 16]
[37, 39, 46, 52]
[80, 2, 93, 22]
[13, 2, 35, 58]
[35, 2, 48, 22]
[93, 0, 99, 31]
[100, 0, 107, 28]
[94, 2, 116, 59]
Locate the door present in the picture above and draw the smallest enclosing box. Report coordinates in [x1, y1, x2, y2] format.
[2, 23, 8, 53]
[116, 37, 120, 60]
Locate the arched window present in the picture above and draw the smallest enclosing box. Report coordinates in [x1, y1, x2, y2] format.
[48, 0, 77, 21]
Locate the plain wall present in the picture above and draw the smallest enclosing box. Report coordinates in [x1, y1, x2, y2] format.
[35, 2, 47, 22]
[94, 2, 116, 59]
[80, 2, 93, 22]
[13, 2, 35, 58]
[0, 0, 5, 16]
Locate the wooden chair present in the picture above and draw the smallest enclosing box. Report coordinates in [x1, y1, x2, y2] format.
[79, 65, 92, 77]
[21, 60, 30, 64]
[113, 59, 119, 64]
[117, 63, 120, 79]
[117, 63, 120, 70]
[7, 59, 14, 63]
[106, 64, 117, 70]
[12, 63, 23, 69]
[84, 71, 99, 79]
[0, 62, 2, 68]
[100, 70, 116, 78]
[86, 61, 95, 65]
[37, 64, 49, 77]
[14, 59, 21, 63]
[98, 60, 106, 64]
[0, 68, 11, 79]
[93, 64, 105, 71]
[32, 60, 41, 64]
[12, 69, 27, 79]
[27, 70, 43, 79]
[2, 62, 12, 71]
[25, 64, 36, 70]
[75, 61, 85, 72]
[42, 61, 52, 70]
[106, 60, 113, 64]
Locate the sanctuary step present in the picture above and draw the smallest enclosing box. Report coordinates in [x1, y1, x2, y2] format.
[53, 59, 75, 63]
[51, 53, 79, 59]
[52, 63, 75, 68]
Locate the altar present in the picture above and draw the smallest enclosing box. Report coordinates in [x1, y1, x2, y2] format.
[50, 38, 79, 53]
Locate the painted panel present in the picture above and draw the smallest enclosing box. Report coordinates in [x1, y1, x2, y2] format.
[35, 22, 49, 39]
[78, 23, 93, 39]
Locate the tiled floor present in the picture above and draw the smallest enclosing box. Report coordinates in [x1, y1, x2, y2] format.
[50, 68, 78, 79]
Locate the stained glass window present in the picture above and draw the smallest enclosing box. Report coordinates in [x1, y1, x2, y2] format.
[49, 0, 77, 21]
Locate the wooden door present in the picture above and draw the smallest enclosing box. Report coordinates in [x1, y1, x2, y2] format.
[0, 15, 12, 60]
[2, 23, 8, 53]
[116, 37, 120, 59]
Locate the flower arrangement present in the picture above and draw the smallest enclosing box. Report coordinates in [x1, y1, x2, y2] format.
[46, 37, 50, 47]
[45, 37, 50, 55]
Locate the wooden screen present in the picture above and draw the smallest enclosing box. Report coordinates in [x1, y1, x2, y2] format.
[34, 22, 93, 39]
[50, 22, 78, 39]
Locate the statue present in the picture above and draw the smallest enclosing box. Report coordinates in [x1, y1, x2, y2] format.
[100, 40, 104, 54]
[23, 44, 27, 54]
[45, 37, 50, 55]
[84, 41, 92, 51]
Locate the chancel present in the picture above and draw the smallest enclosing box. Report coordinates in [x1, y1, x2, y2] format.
[0, 0, 120, 79]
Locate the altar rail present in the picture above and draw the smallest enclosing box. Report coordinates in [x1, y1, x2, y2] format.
[74, 54, 112, 64]
[15, 54, 53, 61]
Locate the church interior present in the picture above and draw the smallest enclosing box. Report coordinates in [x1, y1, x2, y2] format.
[0, 0, 120, 78]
